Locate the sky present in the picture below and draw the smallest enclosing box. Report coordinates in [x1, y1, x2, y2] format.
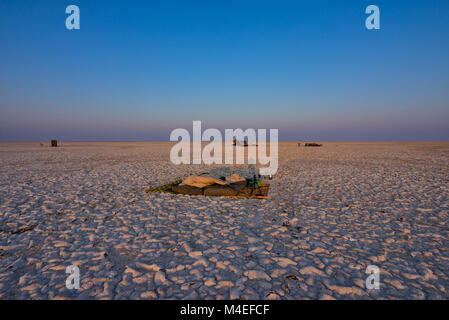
[0, 0, 448, 141]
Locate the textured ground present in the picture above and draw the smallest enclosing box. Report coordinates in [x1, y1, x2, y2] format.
[0, 142, 448, 300]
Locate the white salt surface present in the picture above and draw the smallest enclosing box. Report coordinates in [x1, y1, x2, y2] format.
[0, 142, 448, 299]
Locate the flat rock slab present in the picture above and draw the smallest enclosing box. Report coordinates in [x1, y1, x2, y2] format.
[204, 185, 238, 197]
[172, 184, 204, 195]
[164, 180, 268, 198]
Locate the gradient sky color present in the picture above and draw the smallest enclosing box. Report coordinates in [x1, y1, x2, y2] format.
[1, 0, 448, 141]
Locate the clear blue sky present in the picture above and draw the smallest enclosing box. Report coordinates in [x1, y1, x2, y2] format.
[1, 0, 448, 141]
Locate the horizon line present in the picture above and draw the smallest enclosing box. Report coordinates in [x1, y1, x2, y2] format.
[1, 140, 449, 143]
